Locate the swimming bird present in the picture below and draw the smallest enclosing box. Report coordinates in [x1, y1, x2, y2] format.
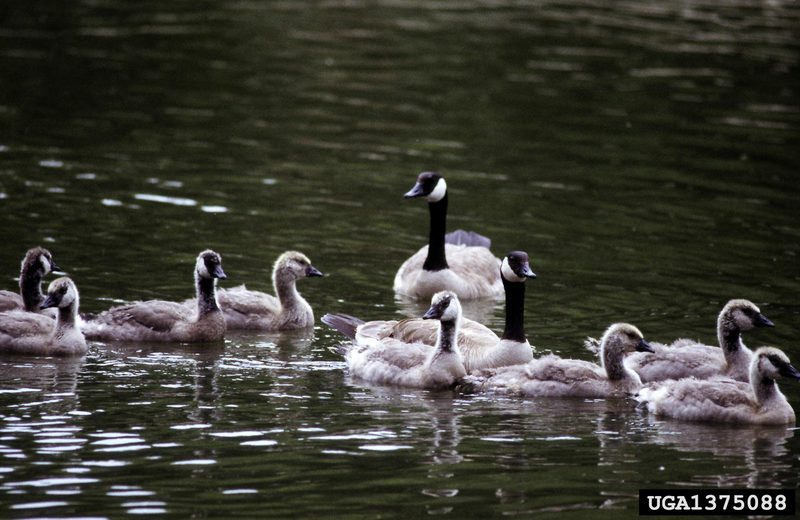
[186, 251, 322, 331]
[0, 247, 60, 317]
[326, 251, 536, 372]
[393, 172, 503, 300]
[463, 323, 654, 398]
[618, 299, 774, 382]
[82, 250, 227, 343]
[636, 346, 800, 425]
[0, 277, 86, 356]
[329, 291, 467, 390]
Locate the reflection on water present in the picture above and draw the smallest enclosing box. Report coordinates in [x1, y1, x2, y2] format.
[1, 0, 799, 517]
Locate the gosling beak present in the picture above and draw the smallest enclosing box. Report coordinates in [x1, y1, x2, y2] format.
[422, 304, 444, 320]
[779, 362, 800, 380]
[306, 265, 324, 277]
[636, 338, 655, 353]
[212, 265, 227, 280]
[754, 312, 774, 328]
[403, 182, 427, 199]
[41, 294, 59, 309]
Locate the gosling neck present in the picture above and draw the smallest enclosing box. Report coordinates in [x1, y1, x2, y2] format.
[436, 318, 459, 354]
[19, 266, 45, 312]
[274, 271, 303, 312]
[718, 314, 745, 365]
[752, 374, 780, 406]
[501, 276, 527, 343]
[196, 274, 220, 316]
[602, 344, 627, 381]
[53, 301, 79, 334]
[423, 194, 449, 272]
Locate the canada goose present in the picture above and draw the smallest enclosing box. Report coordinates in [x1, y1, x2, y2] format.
[0, 277, 86, 356]
[325, 251, 537, 372]
[619, 299, 774, 382]
[185, 251, 322, 331]
[329, 291, 467, 390]
[0, 247, 60, 317]
[82, 250, 227, 343]
[393, 172, 503, 300]
[636, 347, 800, 425]
[463, 323, 654, 398]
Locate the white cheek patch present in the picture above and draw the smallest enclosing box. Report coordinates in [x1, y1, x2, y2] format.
[196, 258, 210, 278]
[501, 257, 526, 282]
[426, 178, 447, 202]
[442, 299, 460, 321]
[40, 255, 52, 274]
[63, 284, 77, 307]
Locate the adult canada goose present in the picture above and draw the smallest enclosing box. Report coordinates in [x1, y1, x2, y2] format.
[393, 172, 503, 300]
[0, 247, 60, 317]
[329, 291, 467, 390]
[83, 250, 227, 343]
[615, 299, 773, 383]
[0, 277, 86, 356]
[185, 251, 322, 331]
[636, 347, 800, 425]
[324, 251, 537, 372]
[463, 323, 654, 398]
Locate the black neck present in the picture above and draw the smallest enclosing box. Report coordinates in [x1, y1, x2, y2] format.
[720, 327, 741, 353]
[423, 195, 449, 271]
[438, 319, 457, 353]
[501, 276, 527, 342]
[197, 277, 220, 316]
[20, 271, 45, 312]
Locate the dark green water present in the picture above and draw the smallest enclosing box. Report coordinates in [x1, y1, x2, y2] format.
[1, 1, 799, 518]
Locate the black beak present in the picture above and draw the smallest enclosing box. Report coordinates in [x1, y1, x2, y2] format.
[50, 261, 63, 273]
[41, 294, 59, 309]
[306, 265, 324, 277]
[213, 265, 227, 280]
[636, 338, 655, 353]
[403, 182, 427, 199]
[518, 262, 537, 279]
[422, 305, 441, 320]
[754, 313, 774, 328]
[779, 362, 800, 380]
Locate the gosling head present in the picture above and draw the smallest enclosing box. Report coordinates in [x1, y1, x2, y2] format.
[422, 291, 461, 323]
[720, 299, 774, 331]
[601, 323, 654, 356]
[403, 172, 447, 203]
[501, 251, 537, 283]
[274, 251, 323, 281]
[41, 277, 79, 310]
[752, 347, 800, 383]
[195, 250, 227, 280]
[22, 247, 60, 277]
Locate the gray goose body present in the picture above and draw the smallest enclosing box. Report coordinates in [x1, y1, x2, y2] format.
[0, 277, 86, 356]
[83, 250, 227, 343]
